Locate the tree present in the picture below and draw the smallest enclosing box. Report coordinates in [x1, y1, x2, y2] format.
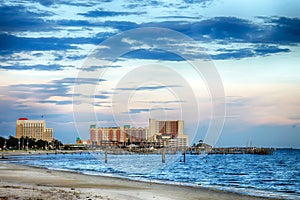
[0, 137, 5, 149]
[6, 136, 18, 149]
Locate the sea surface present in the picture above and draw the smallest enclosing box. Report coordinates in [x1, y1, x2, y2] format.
[5, 149, 300, 199]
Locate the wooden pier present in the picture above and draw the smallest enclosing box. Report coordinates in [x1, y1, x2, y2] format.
[186, 147, 274, 155]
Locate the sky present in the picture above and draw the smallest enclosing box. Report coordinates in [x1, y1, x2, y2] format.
[0, 0, 299, 147]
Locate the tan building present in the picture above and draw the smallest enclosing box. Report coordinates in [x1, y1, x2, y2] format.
[149, 118, 188, 147]
[89, 119, 188, 147]
[90, 125, 126, 146]
[90, 125, 149, 146]
[16, 118, 53, 142]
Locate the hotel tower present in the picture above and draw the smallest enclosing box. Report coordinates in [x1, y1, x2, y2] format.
[16, 118, 53, 142]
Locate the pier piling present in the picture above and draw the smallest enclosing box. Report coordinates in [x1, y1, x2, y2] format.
[162, 149, 166, 163]
[105, 148, 108, 163]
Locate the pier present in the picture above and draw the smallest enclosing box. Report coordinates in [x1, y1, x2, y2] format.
[186, 147, 275, 155]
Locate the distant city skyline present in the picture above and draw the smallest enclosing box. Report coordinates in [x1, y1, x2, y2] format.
[0, 0, 300, 148]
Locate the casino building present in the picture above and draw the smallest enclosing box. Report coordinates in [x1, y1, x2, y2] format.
[90, 118, 188, 148]
[16, 118, 53, 142]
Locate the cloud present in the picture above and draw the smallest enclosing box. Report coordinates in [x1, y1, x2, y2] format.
[0, 64, 72, 71]
[116, 85, 180, 91]
[6, 77, 105, 100]
[38, 100, 74, 105]
[142, 16, 300, 45]
[0, 34, 77, 52]
[123, 1, 164, 9]
[122, 49, 185, 61]
[56, 20, 138, 32]
[212, 45, 290, 60]
[66, 54, 87, 61]
[127, 107, 176, 114]
[156, 16, 201, 20]
[261, 17, 300, 44]
[136, 100, 185, 104]
[33, 0, 98, 7]
[82, 65, 122, 72]
[141, 17, 256, 41]
[0, 5, 55, 32]
[254, 45, 290, 56]
[35, 0, 111, 7]
[55, 77, 105, 85]
[78, 10, 146, 17]
[94, 94, 110, 99]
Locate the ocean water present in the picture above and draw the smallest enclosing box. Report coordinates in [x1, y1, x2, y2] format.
[5, 149, 300, 199]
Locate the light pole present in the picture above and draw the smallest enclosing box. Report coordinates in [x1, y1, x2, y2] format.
[18, 139, 20, 151]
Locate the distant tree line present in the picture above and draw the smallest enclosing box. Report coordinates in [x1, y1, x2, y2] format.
[0, 136, 63, 150]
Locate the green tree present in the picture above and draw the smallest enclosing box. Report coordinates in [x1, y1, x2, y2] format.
[7, 136, 18, 149]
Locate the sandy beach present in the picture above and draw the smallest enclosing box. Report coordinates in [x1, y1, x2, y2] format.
[0, 159, 277, 200]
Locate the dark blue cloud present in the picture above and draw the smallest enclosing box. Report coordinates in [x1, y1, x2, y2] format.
[56, 16, 300, 46]
[0, 64, 70, 71]
[0, 33, 107, 55]
[66, 54, 87, 61]
[116, 85, 180, 91]
[0, 56, 31, 63]
[82, 65, 122, 72]
[94, 94, 110, 99]
[38, 100, 74, 105]
[181, 0, 213, 8]
[55, 77, 105, 85]
[142, 16, 300, 45]
[78, 10, 146, 17]
[156, 16, 201, 19]
[254, 45, 290, 56]
[56, 20, 139, 32]
[0, 34, 77, 52]
[127, 107, 176, 114]
[142, 17, 258, 42]
[6, 77, 105, 100]
[261, 17, 300, 44]
[137, 100, 185, 104]
[53, 53, 87, 62]
[0, 5, 55, 32]
[136, 85, 179, 90]
[35, 0, 111, 7]
[32, 52, 44, 57]
[122, 49, 185, 61]
[123, 1, 163, 9]
[212, 45, 290, 60]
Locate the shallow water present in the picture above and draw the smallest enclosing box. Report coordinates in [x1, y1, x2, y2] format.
[6, 149, 300, 199]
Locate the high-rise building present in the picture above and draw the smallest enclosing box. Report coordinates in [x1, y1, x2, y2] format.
[124, 126, 148, 143]
[149, 118, 188, 147]
[89, 119, 188, 147]
[149, 118, 184, 137]
[16, 118, 53, 142]
[90, 125, 126, 146]
[90, 125, 149, 146]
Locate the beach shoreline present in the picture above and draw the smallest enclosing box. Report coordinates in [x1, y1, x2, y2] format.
[0, 161, 279, 200]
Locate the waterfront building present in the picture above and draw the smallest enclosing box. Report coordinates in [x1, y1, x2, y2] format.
[125, 126, 148, 143]
[16, 118, 53, 142]
[167, 137, 189, 148]
[149, 118, 184, 138]
[149, 118, 188, 147]
[89, 119, 188, 148]
[90, 125, 126, 146]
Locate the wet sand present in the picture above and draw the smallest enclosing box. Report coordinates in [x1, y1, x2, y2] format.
[0, 161, 278, 200]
